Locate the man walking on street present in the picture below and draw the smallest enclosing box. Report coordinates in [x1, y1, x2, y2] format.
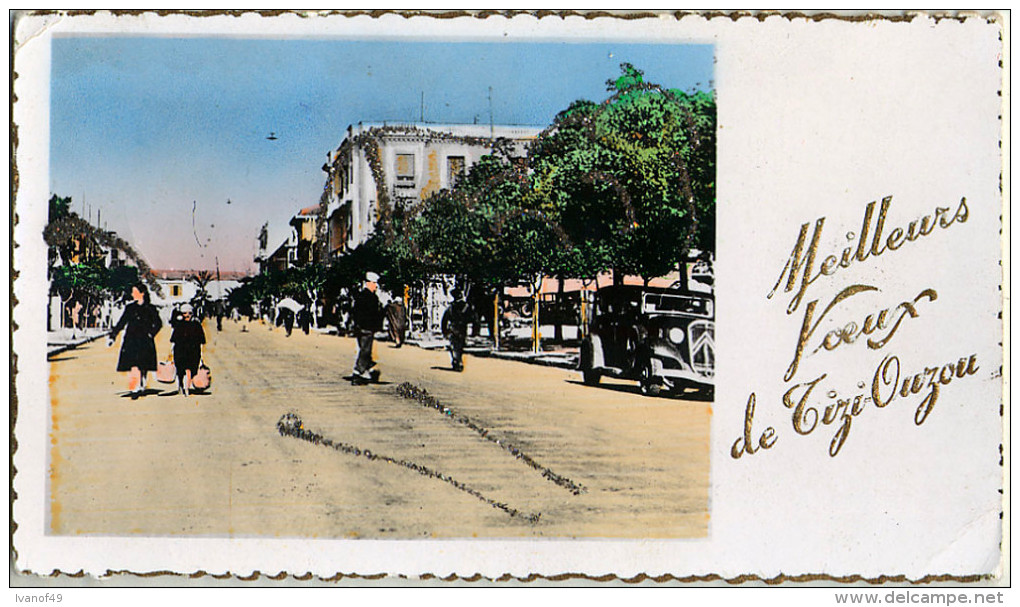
[351, 272, 384, 385]
[441, 287, 473, 372]
[385, 295, 407, 348]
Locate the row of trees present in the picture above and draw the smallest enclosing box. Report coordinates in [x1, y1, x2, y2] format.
[49, 259, 141, 327]
[46, 194, 219, 329]
[231, 65, 715, 341]
[373, 63, 715, 296]
[46, 195, 144, 330]
[228, 239, 388, 319]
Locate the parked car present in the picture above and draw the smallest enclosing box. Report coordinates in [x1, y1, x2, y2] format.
[578, 285, 714, 397]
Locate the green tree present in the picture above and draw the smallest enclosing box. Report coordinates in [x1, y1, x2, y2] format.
[329, 64, 715, 344]
[225, 278, 262, 319]
[188, 271, 214, 317]
[529, 63, 716, 283]
[49, 194, 71, 223]
[106, 265, 140, 297]
[400, 152, 568, 343]
[50, 260, 107, 329]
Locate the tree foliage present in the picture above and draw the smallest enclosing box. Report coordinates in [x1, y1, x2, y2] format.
[241, 64, 716, 315]
[49, 194, 71, 223]
[346, 62, 718, 296]
[50, 260, 141, 313]
[529, 63, 716, 280]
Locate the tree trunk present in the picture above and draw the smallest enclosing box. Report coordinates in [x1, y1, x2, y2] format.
[471, 284, 481, 337]
[403, 284, 411, 335]
[61, 293, 72, 329]
[612, 268, 624, 286]
[579, 278, 593, 340]
[676, 260, 689, 292]
[553, 276, 564, 342]
[532, 274, 542, 354]
[492, 289, 500, 351]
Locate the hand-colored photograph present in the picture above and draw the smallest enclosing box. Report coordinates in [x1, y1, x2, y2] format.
[45, 36, 716, 539]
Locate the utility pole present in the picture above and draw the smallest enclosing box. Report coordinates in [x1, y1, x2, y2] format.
[420, 91, 424, 122]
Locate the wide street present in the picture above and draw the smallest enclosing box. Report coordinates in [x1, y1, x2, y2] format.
[47, 319, 710, 539]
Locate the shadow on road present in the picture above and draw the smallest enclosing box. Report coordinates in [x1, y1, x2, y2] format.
[341, 374, 393, 386]
[118, 388, 164, 399]
[156, 389, 213, 397]
[429, 365, 463, 373]
[564, 379, 710, 401]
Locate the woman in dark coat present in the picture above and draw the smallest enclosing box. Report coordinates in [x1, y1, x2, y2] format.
[108, 283, 162, 397]
[170, 303, 205, 396]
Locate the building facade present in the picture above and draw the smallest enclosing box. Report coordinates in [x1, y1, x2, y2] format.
[254, 222, 295, 274]
[321, 122, 542, 256]
[289, 205, 320, 267]
[254, 205, 323, 274]
[149, 269, 244, 321]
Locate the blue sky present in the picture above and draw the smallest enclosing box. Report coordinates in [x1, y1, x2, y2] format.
[50, 37, 713, 272]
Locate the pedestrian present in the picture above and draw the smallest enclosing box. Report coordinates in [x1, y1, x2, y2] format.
[350, 272, 384, 385]
[297, 307, 312, 335]
[170, 303, 205, 396]
[280, 307, 295, 337]
[385, 295, 407, 347]
[216, 307, 223, 332]
[334, 294, 352, 337]
[441, 287, 474, 372]
[107, 283, 162, 398]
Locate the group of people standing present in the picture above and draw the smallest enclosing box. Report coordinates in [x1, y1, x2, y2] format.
[106, 283, 206, 398]
[347, 272, 473, 385]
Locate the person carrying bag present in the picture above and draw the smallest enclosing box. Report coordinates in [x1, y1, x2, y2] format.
[170, 303, 206, 396]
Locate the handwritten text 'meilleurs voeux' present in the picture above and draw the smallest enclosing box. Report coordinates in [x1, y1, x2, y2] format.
[732, 195, 975, 459]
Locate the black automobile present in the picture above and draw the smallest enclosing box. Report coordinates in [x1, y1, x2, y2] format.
[578, 285, 715, 397]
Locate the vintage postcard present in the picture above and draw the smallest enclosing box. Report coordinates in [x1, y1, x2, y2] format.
[11, 11, 1007, 583]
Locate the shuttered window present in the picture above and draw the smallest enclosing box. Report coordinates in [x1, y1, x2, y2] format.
[395, 154, 415, 180]
[448, 156, 465, 186]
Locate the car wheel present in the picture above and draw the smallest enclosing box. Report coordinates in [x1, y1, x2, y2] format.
[580, 342, 601, 386]
[638, 356, 661, 397]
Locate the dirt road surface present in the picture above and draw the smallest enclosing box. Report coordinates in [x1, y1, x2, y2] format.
[47, 320, 710, 539]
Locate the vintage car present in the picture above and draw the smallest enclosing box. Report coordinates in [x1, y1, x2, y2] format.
[578, 285, 715, 396]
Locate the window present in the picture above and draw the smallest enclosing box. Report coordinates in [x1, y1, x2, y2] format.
[170, 284, 182, 297]
[333, 170, 343, 197]
[447, 155, 466, 186]
[395, 153, 415, 183]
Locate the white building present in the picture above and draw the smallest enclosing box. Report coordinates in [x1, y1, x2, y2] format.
[321, 122, 543, 256]
[150, 270, 243, 321]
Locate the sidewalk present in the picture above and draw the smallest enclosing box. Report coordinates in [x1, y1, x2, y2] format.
[300, 325, 580, 370]
[485, 349, 579, 369]
[47, 327, 108, 357]
[405, 334, 579, 370]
